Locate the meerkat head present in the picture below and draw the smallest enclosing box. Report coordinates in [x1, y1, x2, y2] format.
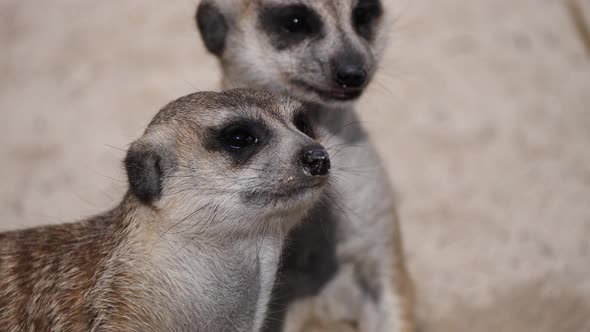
[124, 89, 330, 234]
[196, 0, 387, 108]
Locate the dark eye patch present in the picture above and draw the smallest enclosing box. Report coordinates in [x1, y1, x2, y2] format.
[206, 118, 271, 165]
[294, 111, 315, 139]
[222, 125, 259, 150]
[353, 0, 383, 40]
[259, 4, 324, 50]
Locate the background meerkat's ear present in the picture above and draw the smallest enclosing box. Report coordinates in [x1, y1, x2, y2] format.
[125, 140, 167, 205]
[195, 0, 231, 55]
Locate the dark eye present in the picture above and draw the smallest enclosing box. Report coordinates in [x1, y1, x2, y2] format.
[353, 0, 383, 39]
[282, 15, 309, 34]
[294, 113, 314, 138]
[259, 5, 323, 49]
[222, 126, 258, 150]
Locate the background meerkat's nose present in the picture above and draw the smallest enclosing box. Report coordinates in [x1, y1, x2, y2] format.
[334, 63, 367, 89]
[300, 145, 331, 177]
[332, 51, 367, 89]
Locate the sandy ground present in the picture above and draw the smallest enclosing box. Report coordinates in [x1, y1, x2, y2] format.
[1, 0, 589, 331]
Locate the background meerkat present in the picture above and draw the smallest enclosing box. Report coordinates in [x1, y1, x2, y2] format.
[196, 1, 414, 331]
[0, 89, 332, 332]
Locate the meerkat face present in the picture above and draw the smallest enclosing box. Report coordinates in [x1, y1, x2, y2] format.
[196, 0, 387, 108]
[125, 90, 330, 229]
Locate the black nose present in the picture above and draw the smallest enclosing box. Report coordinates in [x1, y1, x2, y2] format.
[300, 146, 330, 177]
[334, 64, 367, 89]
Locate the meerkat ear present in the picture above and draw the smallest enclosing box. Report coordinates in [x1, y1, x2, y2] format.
[196, 0, 230, 56]
[125, 141, 165, 205]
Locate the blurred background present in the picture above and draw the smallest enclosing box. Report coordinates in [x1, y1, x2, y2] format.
[1, 0, 589, 331]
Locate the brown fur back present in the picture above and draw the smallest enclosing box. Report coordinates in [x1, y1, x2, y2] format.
[0, 201, 138, 331]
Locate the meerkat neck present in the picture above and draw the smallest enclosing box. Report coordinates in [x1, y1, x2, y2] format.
[126, 204, 286, 332]
[308, 104, 368, 145]
[151, 203, 290, 248]
[92, 194, 287, 330]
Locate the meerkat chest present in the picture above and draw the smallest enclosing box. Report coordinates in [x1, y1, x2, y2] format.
[318, 111, 395, 252]
[148, 236, 283, 331]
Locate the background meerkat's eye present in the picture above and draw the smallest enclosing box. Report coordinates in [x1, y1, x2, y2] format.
[222, 126, 258, 150]
[278, 5, 320, 35]
[294, 112, 314, 139]
[353, 0, 383, 40]
[260, 4, 323, 49]
[282, 14, 310, 34]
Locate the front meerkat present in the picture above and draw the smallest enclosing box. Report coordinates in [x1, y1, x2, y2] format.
[0, 89, 331, 332]
[196, 1, 415, 332]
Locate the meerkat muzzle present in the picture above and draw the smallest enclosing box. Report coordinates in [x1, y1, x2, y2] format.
[300, 145, 330, 177]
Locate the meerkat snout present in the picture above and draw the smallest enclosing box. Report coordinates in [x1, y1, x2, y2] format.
[332, 51, 368, 89]
[299, 144, 330, 177]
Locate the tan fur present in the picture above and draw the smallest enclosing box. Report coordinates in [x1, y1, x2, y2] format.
[0, 89, 330, 331]
[0, 198, 155, 331]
